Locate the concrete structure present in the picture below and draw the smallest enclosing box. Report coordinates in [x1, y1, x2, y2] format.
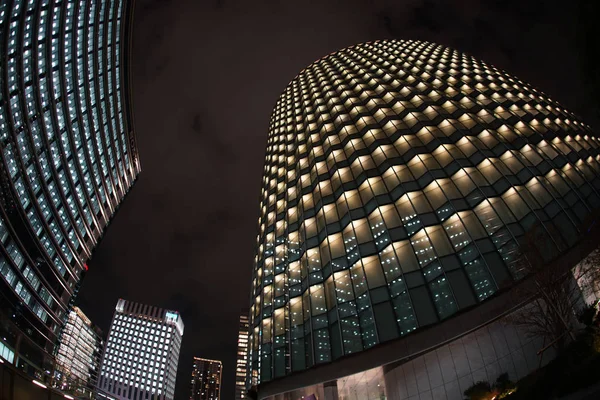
[97, 299, 184, 400]
[0, 0, 140, 379]
[248, 39, 600, 399]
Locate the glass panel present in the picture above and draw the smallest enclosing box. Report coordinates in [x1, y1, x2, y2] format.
[426, 225, 453, 257]
[393, 240, 419, 273]
[429, 275, 457, 319]
[334, 270, 354, 303]
[380, 244, 402, 282]
[459, 210, 488, 240]
[362, 255, 386, 289]
[310, 284, 327, 317]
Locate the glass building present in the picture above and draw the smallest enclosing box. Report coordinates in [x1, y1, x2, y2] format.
[53, 306, 104, 399]
[248, 40, 600, 399]
[236, 310, 250, 400]
[190, 357, 223, 400]
[97, 299, 184, 400]
[0, 0, 139, 379]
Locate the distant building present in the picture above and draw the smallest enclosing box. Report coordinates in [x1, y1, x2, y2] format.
[53, 306, 103, 398]
[97, 299, 184, 400]
[235, 310, 250, 400]
[190, 357, 222, 400]
[0, 0, 140, 379]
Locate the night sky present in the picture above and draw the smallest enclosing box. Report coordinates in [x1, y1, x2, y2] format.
[76, 1, 597, 399]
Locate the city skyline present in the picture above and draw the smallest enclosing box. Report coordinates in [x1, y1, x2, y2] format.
[79, 0, 596, 398]
[0, 0, 596, 399]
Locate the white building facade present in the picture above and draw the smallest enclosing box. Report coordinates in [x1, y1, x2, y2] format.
[97, 299, 184, 400]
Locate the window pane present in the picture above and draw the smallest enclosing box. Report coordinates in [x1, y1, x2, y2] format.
[394, 240, 419, 272]
[362, 255, 386, 289]
[426, 225, 453, 257]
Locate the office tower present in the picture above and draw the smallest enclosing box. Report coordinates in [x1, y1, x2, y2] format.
[0, 0, 140, 378]
[97, 299, 184, 400]
[248, 39, 600, 399]
[53, 306, 104, 398]
[235, 310, 249, 400]
[190, 357, 223, 400]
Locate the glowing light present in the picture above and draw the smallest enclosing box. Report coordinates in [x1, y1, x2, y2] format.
[32, 380, 47, 389]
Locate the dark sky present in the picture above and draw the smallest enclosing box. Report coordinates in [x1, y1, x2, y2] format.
[77, 0, 597, 399]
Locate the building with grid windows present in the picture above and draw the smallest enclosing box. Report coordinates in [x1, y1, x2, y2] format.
[97, 299, 184, 400]
[0, 0, 140, 380]
[53, 306, 103, 398]
[248, 39, 600, 399]
[236, 310, 249, 400]
[190, 357, 223, 400]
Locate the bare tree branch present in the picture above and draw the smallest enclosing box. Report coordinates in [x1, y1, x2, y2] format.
[507, 221, 600, 353]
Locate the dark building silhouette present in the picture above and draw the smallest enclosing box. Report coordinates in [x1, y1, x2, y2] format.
[0, 0, 139, 380]
[248, 39, 600, 399]
[190, 357, 222, 400]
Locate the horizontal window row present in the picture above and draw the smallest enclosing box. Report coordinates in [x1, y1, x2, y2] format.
[258, 131, 599, 214]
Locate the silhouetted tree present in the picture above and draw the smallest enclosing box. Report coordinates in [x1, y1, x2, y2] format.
[509, 219, 600, 353]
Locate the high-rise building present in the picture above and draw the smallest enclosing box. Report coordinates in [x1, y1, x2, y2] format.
[190, 357, 223, 400]
[53, 306, 104, 398]
[248, 39, 600, 399]
[0, 0, 140, 379]
[97, 299, 184, 400]
[235, 310, 249, 400]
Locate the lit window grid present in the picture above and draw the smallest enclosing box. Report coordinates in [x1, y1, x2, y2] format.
[235, 313, 249, 399]
[99, 310, 182, 400]
[0, 0, 139, 354]
[190, 358, 222, 400]
[55, 307, 103, 388]
[0, 218, 55, 326]
[249, 39, 600, 383]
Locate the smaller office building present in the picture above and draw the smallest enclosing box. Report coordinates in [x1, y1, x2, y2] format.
[97, 299, 184, 400]
[190, 357, 223, 400]
[54, 306, 103, 398]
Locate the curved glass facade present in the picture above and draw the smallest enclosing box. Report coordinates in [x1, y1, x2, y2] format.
[0, 0, 139, 373]
[248, 39, 600, 385]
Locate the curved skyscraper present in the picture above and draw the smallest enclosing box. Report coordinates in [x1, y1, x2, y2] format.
[0, 0, 139, 378]
[248, 40, 600, 399]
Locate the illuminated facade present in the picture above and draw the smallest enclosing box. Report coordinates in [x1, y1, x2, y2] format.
[0, 0, 140, 378]
[97, 299, 184, 400]
[236, 310, 249, 400]
[190, 357, 222, 400]
[249, 40, 600, 399]
[54, 306, 103, 399]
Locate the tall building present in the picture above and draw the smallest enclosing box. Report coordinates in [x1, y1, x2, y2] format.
[97, 299, 184, 400]
[248, 39, 600, 399]
[0, 0, 140, 379]
[235, 310, 250, 400]
[53, 306, 104, 398]
[190, 357, 223, 400]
